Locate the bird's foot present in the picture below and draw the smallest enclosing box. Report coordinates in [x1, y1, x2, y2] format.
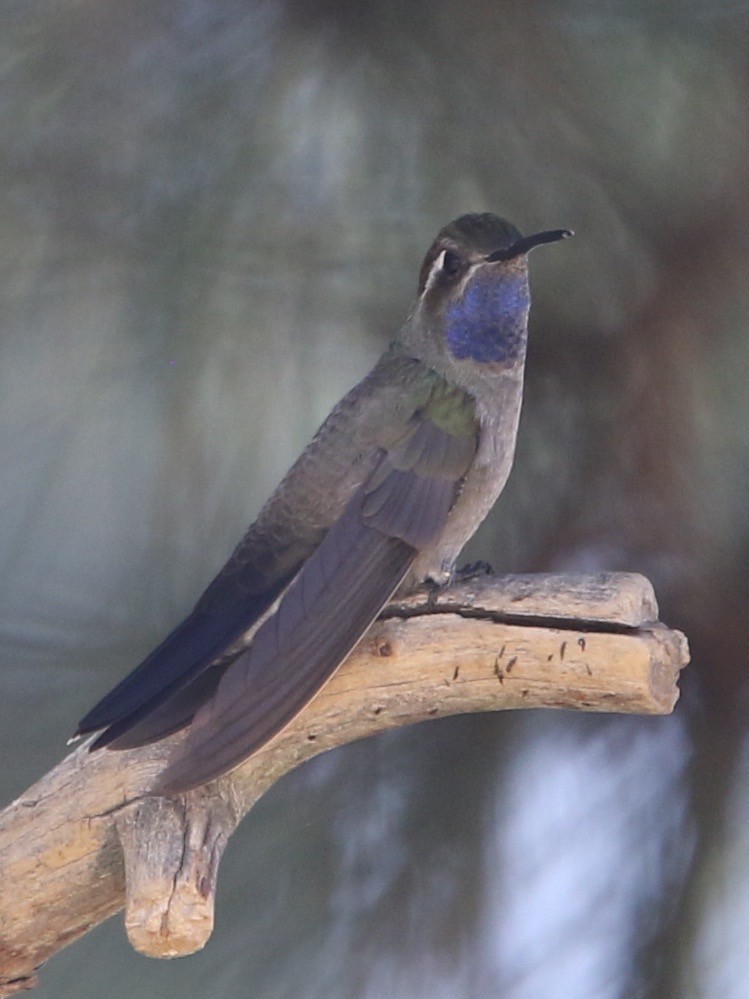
[419, 574, 446, 609]
[406, 560, 491, 609]
[454, 560, 493, 582]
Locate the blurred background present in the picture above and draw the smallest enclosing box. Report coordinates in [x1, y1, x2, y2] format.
[2, 1, 749, 996]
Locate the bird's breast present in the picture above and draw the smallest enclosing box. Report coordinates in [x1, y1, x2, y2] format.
[404, 373, 525, 588]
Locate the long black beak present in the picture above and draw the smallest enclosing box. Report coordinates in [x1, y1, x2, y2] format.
[486, 228, 574, 262]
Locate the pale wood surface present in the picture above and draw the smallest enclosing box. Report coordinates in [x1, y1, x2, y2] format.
[387, 570, 659, 625]
[0, 573, 688, 997]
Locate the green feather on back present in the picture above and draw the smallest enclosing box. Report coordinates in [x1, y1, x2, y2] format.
[423, 377, 478, 439]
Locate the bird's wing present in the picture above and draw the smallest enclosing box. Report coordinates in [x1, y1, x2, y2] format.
[74, 351, 421, 749]
[156, 388, 478, 791]
[74, 552, 306, 747]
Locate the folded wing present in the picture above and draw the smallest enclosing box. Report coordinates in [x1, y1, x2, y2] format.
[158, 404, 477, 791]
[75, 564, 300, 747]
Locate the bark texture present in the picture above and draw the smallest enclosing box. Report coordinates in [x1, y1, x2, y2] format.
[0, 573, 688, 996]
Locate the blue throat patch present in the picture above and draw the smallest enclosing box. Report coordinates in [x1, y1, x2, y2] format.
[446, 272, 530, 364]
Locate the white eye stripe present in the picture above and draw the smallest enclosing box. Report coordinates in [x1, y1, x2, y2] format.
[426, 249, 456, 291]
[423, 250, 446, 291]
[424, 248, 472, 296]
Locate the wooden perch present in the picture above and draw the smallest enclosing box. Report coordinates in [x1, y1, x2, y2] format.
[0, 572, 688, 997]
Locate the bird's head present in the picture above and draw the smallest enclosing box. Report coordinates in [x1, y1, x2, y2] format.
[405, 213, 572, 368]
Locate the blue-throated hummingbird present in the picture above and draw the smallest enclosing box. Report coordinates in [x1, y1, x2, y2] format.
[74, 213, 572, 791]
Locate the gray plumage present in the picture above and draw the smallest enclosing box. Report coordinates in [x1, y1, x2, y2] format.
[74, 213, 571, 791]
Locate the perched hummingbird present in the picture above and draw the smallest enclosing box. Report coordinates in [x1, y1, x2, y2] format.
[74, 213, 571, 792]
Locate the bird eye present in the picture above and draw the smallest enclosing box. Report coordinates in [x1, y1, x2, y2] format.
[441, 250, 463, 277]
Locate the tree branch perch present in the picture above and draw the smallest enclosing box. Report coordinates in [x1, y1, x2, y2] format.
[0, 572, 688, 996]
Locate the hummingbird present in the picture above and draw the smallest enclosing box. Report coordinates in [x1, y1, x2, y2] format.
[73, 213, 572, 792]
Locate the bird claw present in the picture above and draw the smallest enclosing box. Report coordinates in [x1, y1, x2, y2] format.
[425, 578, 446, 609]
[454, 560, 493, 582]
[418, 560, 492, 608]
[413, 567, 454, 608]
